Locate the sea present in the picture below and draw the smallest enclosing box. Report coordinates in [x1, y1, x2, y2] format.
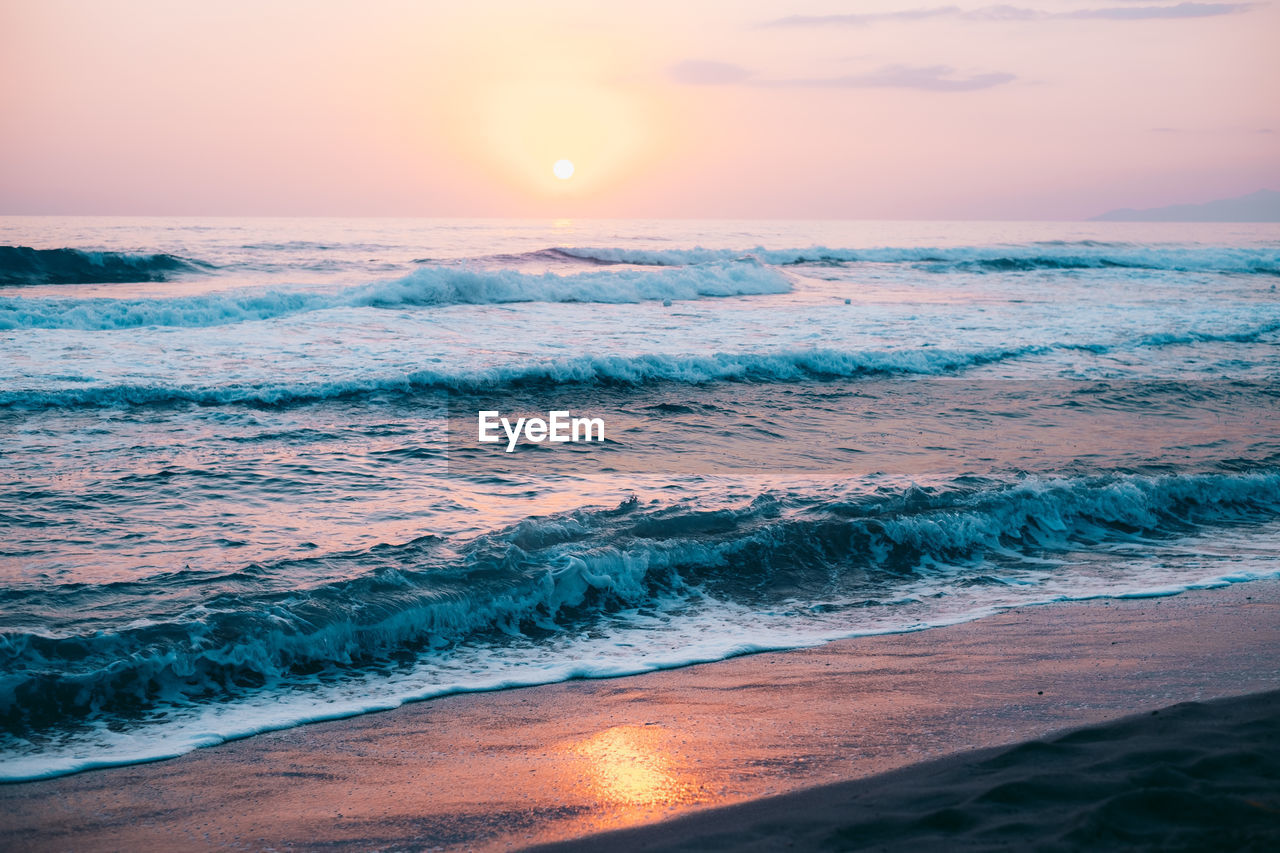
[1, 217, 1277, 781]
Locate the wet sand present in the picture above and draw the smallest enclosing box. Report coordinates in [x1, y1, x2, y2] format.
[2, 580, 1278, 851]
[535, 689, 1280, 852]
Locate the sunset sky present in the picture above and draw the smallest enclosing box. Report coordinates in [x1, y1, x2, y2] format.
[1, 0, 1276, 219]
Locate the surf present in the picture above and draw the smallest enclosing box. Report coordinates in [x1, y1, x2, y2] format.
[0, 246, 207, 286]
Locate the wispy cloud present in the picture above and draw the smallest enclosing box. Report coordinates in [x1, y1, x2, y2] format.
[669, 61, 1016, 92]
[1151, 125, 1277, 134]
[766, 3, 1251, 27]
[768, 5, 1032, 26]
[669, 60, 757, 85]
[780, 65, 1017, 92]
[1067, 2, 1250, 19]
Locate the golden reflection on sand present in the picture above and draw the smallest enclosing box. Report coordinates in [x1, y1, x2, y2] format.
[570, 724, 705, 824]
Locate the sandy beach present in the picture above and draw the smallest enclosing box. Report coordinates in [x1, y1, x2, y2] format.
[536, 689, 1280, 852]
[2, 580, 1277, 851]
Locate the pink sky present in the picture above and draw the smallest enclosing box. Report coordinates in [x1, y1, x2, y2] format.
[1, 0, 1276, 219]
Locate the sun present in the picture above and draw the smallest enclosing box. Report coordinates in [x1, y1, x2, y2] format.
[553, 159, 575, 180]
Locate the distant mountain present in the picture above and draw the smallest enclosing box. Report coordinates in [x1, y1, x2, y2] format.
[1091, 189, 1280, 222]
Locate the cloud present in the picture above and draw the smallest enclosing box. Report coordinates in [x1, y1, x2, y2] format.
[1065, 2, 1251, 19]
[768, 5, 1027, 26]
[669, 60, 756, 85]
[783, 65, 1017, 92]
[766, 3, 1251, 27]
[669, 62, 1015, 92]
[1151, 125, 1277, 134]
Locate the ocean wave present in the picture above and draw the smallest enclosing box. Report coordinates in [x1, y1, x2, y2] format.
[349, 258, 789, 305]
[0, 246, 206, 286]
[1132, 321, 1280, 346]
[2, 468, 1277, 735]
[0, 260, 790, 330]
[0, 346, 1040, 409]
[552, 243, 1280, 274]
[5, 313, 1278, 410]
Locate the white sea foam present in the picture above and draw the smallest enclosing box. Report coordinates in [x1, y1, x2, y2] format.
[0, 260, 791, 330]
[555, 243, 1280, 273]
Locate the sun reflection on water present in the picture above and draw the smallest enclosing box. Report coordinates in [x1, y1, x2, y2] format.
[571, 725, 704, 816]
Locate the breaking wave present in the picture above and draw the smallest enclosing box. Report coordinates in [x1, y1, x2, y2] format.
[4, 313, 1278, 410]
[552, 243, 1280, 274]
[2, 468, 1277, 764]
[0, 346, 1038, 409]
[6, 313, 1280, 410]
[0, 260, 790, 330]
[0, 246, 205, 286]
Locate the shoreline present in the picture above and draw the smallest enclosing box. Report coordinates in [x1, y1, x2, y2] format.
[10, 567, 1279, 785]
[2, 579, 1277, 851]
